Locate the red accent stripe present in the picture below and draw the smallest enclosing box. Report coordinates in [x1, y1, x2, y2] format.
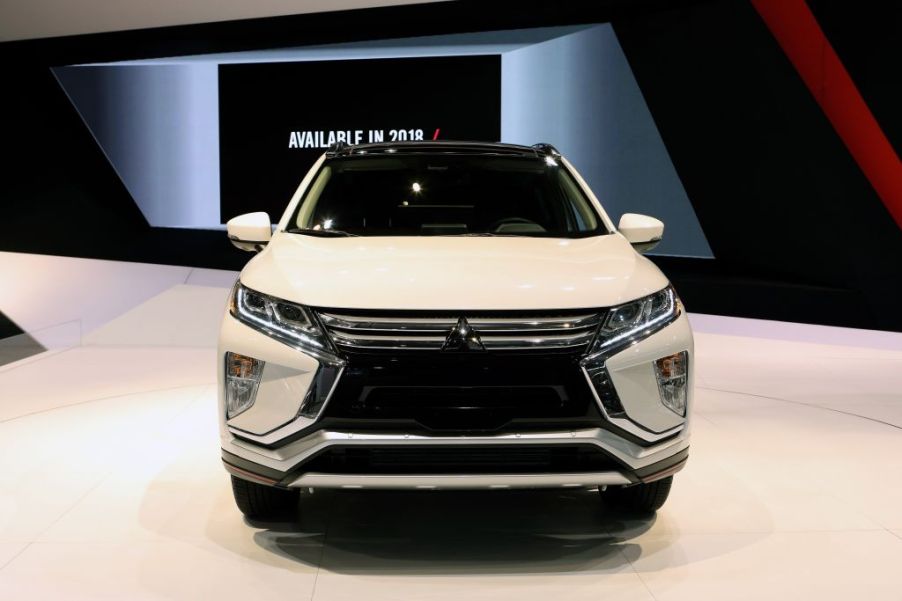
[640, 457, 688, 484]
[751, 0, 902, 229]
[222, 461, 279, 486]
[432, 128, 441, 140]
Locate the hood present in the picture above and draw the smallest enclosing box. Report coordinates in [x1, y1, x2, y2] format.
[239, 233, 669, 311]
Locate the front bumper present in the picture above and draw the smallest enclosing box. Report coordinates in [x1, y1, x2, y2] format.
[222, 427, 689, 490]
[218, 310, 693, 490]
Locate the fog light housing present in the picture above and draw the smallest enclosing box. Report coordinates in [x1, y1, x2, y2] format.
[225, 352, 264, 419]
[298, 363, 343, 418]
[583, 363, 627, 418]
[654, 351, 688, 416]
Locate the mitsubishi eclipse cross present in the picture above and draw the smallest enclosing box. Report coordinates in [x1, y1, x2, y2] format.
[219, 141, 693, 520]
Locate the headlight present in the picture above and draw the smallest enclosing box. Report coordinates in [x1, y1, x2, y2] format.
[227, 284, 344, 422]
[587, 285, 680, 358]
[582, 286, 682, 418]
[229, 283, 340, 364]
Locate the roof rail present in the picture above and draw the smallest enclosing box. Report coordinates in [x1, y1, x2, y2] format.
[532, 143, 561, 157]
[325, 141, 350, 156]
[322, 141, 561, 158]
[323, 141, 541, 157]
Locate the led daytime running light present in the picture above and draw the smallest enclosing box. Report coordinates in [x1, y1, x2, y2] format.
[585, 286, 680, 361]
[230, 284, 342, 365]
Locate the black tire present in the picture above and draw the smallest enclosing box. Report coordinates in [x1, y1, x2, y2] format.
[600, 476, 673, 514]
[230, 475, 299, 520]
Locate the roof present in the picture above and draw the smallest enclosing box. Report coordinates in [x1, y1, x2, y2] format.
[325, 140, 560, 158]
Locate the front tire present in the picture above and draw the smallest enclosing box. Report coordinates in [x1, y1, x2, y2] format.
[230, 475, 299, 520]
[600, 476, 673, 514]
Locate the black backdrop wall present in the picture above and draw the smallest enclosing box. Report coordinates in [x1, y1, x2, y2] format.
[1, 0, 900, 331]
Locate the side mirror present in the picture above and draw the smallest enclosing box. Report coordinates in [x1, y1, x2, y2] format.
[618, 213, 664, 253]
[227, 212, 272, 252]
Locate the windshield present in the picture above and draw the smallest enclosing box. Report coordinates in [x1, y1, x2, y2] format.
[288, 155, 608, 238]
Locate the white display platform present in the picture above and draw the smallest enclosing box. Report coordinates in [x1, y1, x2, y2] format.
[0, 251, 901, 600]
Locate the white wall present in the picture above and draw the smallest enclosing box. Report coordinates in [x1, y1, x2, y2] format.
[0, 0, 441, 42]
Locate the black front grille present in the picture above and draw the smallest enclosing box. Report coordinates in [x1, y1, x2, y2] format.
[301, 445, 618, 475]
[321, 352, 604, 433]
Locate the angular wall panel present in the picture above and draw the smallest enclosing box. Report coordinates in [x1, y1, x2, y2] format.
[53, 64, 221, 228]
[53, 24, 713, 257]
[501, 25, 712, 257]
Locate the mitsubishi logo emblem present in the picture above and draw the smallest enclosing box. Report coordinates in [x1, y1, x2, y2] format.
[442, 317, 485, 351]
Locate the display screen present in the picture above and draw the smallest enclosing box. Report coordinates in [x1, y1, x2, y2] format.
[218, 56, 501, 223]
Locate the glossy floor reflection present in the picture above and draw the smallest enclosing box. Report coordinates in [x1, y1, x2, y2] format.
[0, 253, 901, 599]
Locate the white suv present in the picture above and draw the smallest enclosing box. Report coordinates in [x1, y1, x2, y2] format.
[219, 141, 692, 520]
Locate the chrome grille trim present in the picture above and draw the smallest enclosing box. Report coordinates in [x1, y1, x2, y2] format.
[318, 313, 458, 332]
[316, 310, 604, 352]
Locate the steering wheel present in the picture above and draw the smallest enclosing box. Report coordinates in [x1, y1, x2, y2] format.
[489, 217, 541, 232]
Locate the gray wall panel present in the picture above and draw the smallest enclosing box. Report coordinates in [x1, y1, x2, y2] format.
[54, 64, 220, 228]
[501, 25, 712, 257]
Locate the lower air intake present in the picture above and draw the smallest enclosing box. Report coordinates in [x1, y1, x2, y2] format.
[301, 445, 619, 475]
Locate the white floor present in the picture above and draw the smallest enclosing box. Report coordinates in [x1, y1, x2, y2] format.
[1, 251, 902, 600]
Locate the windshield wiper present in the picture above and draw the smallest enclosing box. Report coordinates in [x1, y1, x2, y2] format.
[285, 227, 358, 237]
